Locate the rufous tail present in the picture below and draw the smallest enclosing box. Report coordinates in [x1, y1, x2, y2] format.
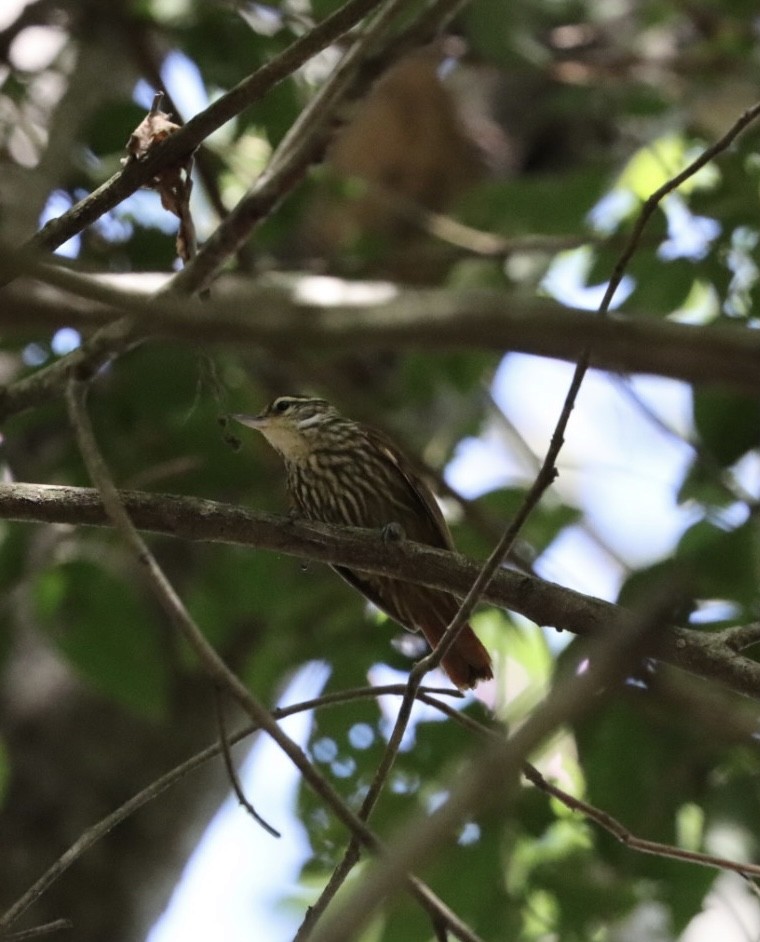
[419, 619, 493, 689]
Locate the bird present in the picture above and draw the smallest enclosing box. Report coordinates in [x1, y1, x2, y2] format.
[234, 396, 493, 689]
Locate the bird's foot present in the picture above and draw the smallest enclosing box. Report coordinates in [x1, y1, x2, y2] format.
[381, 521, 405, 544]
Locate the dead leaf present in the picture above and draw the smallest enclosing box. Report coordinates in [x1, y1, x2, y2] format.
[122, 92, 198, 263]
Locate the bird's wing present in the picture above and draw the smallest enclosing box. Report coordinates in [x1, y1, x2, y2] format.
[362, 425, 455, 550]
[332, 565, 416, 631]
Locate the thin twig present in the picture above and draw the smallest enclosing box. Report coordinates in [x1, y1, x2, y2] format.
[3, 920, 73, 940]
[213, 685, 281, 838]
[0, 683, 459, 933]
[17, 0, 387, 263]
[306, 587, 672, 942]
[165, 0, 417, 297]
[423, 677, 760, 883]
[366, 180, 599, 257]
[522, 762, 760, 880]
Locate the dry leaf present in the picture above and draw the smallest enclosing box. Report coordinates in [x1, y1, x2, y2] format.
[122, 92, 197, 263]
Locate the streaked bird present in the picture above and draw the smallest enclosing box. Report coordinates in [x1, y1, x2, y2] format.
[235, 396, 493, 688]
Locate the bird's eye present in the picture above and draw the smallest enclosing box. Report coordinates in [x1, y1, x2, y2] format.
[273, 399, 291, 414]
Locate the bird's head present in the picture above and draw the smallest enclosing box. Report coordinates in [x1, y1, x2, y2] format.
[233, 395, 339, 461]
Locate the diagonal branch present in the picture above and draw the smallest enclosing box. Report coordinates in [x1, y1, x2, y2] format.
[165, 0, 458, 297]
[61, 384, 481, 942]
[0, 682, 458, 933]
[18, 0, 387, 262]
[306, 589, 672, 942]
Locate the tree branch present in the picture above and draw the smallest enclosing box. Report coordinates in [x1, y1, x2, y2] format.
[62, 384, 481, 942]
[0, 683, 459, 933]
[164, 0, 463, 296]
[1, 482, 759, 701]
[306, 590, 672, 942]
[2, 919, 73, 941]
[15, 0, 387, 261]
[428, 691, 760, 883]
[213, 686, 281, 839]
[5, 273, 760, 424]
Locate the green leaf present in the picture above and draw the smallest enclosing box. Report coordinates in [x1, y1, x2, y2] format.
[34, 559, 169, 718]
[458, 165, 609, 237]
[618, 134, 719, 200]
[575, 699, 713, 852]
[616, 560, 695, 623]
[677, 460, 736, 508]
[676, 518, 760, 609]
[85, 101, 148, 157]
[470, 488, 579, 556]
[624, 255, 697, 316]
[693, 388, 760, 466]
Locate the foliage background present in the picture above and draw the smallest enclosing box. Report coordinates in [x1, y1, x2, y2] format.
[2, 0, 760, 940]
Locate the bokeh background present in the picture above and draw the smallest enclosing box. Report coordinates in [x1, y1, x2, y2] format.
[2, 1, 760, 940]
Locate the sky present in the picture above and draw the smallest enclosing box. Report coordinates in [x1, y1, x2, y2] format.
[148, 665, 328, 942]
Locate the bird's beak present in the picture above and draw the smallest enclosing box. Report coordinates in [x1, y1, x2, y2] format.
[231, 413, 269, 430]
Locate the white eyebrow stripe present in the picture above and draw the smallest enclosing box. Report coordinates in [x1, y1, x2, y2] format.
[297, 414, 323, 429]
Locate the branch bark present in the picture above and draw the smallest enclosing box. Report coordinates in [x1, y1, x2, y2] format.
[16, 0, 387, 260]
[3, 273, 760, 425]
[1, 482, 758, 701]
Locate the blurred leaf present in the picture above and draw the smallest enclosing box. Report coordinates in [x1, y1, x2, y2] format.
[691, 147, 760, 232]
[618, 135, 719, 200]
[623, 254, 697, 316]
[34, 559, 168, 718]
[458, 165, 610, 237]
[575, 699, 712, 854]
[467, 488, 579, 557]
[182, 6, 285, 88]
[617, 560, 696, 623]
[532, 846, 637, 935]
[383, 807, 517, 941]
[677, 461, 737, 508]
[85, 101, 148, 157]
[463, 0, 531, 64]
[676, 518, 760, 609]
[651, 856, 717, 933]
[693, 389, 760, 466]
